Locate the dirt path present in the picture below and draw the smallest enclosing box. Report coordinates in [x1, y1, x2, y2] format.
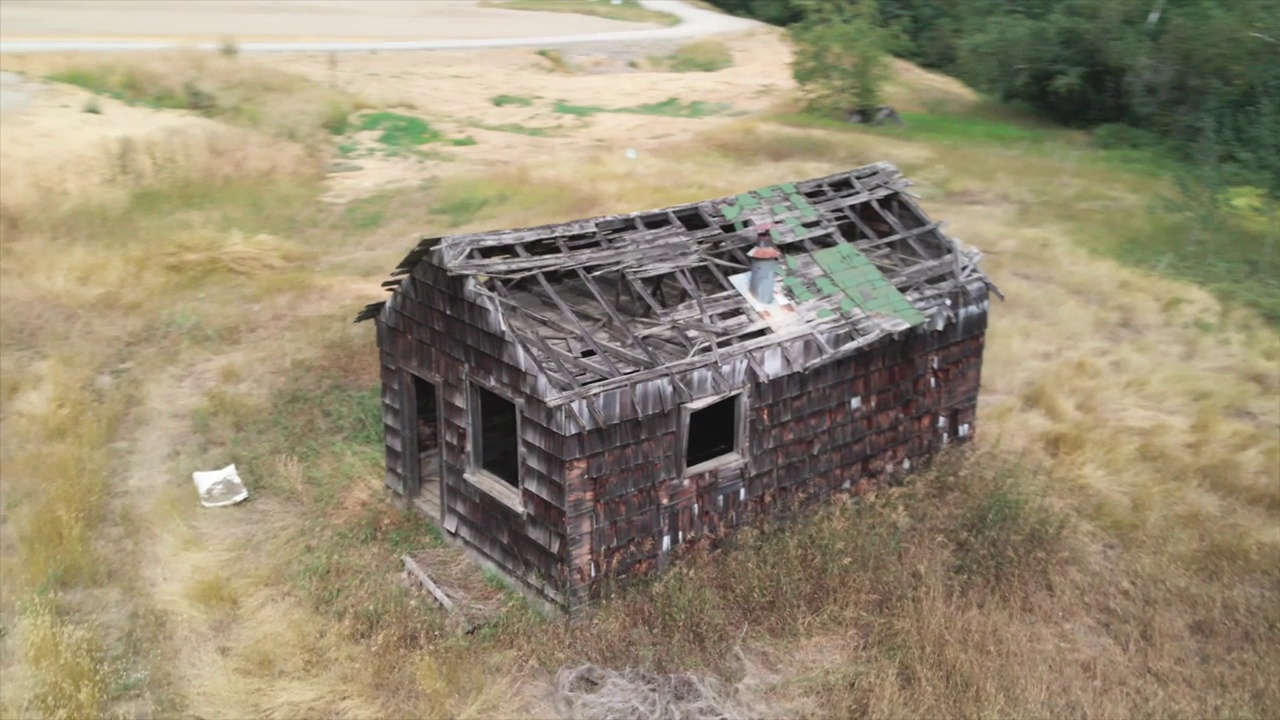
[0, 1, 760, 54]
[0, 71, 34, 113]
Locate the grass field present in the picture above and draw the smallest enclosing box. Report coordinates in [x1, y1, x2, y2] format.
[0, 46, 1276, 719]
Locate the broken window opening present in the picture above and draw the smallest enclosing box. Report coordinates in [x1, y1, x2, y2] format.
[685, 395, 741, 469]
[471, 384, 520, 488]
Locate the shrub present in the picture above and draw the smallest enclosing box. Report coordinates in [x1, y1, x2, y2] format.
[658, 40, 733, 73]
[790, 0, 900, 114]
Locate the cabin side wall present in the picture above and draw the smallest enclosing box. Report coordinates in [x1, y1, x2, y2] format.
[564, 304, 988, 608]
[376, 259, 569, 607]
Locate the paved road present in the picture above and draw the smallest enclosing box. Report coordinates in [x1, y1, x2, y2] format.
[0, 1, 759, 54]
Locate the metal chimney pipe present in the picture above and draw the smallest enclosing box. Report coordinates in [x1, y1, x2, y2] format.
[747, 228, 781, 304]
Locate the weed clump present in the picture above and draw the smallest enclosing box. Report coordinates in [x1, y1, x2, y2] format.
[20, 601, 112, 719]
[652, 40, 733, 73]
[535, 48, 573, 73]
[947, 465, 1067, 591]
[490, 94, 534, 107]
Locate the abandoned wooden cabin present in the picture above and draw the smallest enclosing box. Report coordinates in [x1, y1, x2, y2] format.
[356, 161, 997, 614]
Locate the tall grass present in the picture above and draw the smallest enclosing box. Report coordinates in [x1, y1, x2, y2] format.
[29, 52, 364, 147]
[191, 333, 1280, 716]
[7, 368, 132, 591]
[17, 601, 112, 719]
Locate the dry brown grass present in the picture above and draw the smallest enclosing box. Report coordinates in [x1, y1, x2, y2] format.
[14, 600, 113, 719]
[0, 44, 1276, 720]
[0, 51, 354, 230]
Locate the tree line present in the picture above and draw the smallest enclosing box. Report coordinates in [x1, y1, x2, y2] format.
[711, 0, 1280, 198]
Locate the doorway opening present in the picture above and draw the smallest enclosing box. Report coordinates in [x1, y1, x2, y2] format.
[411, 373, 442, 520]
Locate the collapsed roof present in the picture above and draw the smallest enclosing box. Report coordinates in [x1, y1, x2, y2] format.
[359, 162, 996, 406]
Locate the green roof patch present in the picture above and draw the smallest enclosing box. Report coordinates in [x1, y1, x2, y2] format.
[809, 244, 925, 326]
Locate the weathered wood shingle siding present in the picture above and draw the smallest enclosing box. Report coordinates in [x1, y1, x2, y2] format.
[375, 255, 569, 605]
[563, 288, 989, 607]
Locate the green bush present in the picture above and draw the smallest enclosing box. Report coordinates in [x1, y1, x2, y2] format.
[790, 0, 900, 114]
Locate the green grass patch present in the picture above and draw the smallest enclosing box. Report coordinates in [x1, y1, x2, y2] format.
[48, 68, 206, 112]
[890, 111, 1060, 145]
[777, 108, 1061, 147]
[651, 40, 733, 73]
[474, 122, 557, 138]
[352, 112, 477, 155]
[430, 184, 513, 227]
[357, 112, 445, 148]
[342, 193, 394, 231]
[490, 94, 535, 107]
[628, 98, 732, 118]
[1104, 196, 1280, 325]
[552, 100, 608, 117]
[480, 0, 679, 26]
[554, 97, 732, 119]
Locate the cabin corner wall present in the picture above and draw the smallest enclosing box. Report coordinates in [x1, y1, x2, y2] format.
[376, 260, 573, 612]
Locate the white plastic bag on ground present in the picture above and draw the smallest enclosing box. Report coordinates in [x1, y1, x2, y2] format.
[192, 464, 249, 508]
